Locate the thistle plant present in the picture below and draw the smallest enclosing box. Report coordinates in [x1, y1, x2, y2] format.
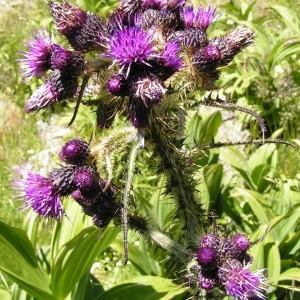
[12, 0, 294, 298]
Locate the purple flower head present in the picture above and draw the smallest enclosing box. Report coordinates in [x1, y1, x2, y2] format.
[107, 74, 129, 96]
[19, 30, 53, 81]
[160, 42, 183, 74]
[142, 0, 162, 9]
[142, 0, 186, 9]
[198, 273, 217, 290]
[49, 166, 76, 196]
[73, 166, 101, 198]
[49, 1, 87, 35]
[130, 74, 166, 106]
[209, 26, 256, 67]
[24, 70, 78, 113]
[166, 0, 186, 9]
[50, 45, 85, 75]
[59, 138, 90, 165]
[232, 233, 251, 252]
[225, 266, 267, 300]
[193, 45, 221, 73]
[197, 247, 217, 266]
[200, 233, 221, 250]
[104, 26, 154, 76]
[13, 166, 64, 221]
[182, 5, 217, 30]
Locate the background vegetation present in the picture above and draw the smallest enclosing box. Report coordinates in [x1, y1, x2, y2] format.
[0, 0, 299, 299]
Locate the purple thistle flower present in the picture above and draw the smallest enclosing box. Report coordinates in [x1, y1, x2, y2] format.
[232, 233, 251, 252]
[160, 42, 183, 75]
[73, 166, 101, 199]
[182, 5, 217, 30]
[49, 1, 87, 35]
[49, 1, 105, 52]
[141, 0, 164, 9]
[200, 233, 221, 250]
[50, 45, 85, 75]
[220, 260, 267, 300]
[103, 26, 154, 76]
[142, 0, 186, 9]
[19, 30, 53, 81]
[130, 74, 166, 106]
[24, 70, 78, 113]
[209, 26, 256, 67]
[198, 273, 217, 290]
[107, 74, 129, 96]
[49, 166, 76, 196]
[197, 247, 217, 267]
[14, 167, 64, 221]
[59, 138, 90, 165]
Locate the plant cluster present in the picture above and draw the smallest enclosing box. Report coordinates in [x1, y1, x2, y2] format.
[1, 0, 299, 299]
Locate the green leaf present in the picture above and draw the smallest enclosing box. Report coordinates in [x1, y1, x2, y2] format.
[51, 226, 120, 299]
[71, 271, 104, 300]
[51, 200, 92, 262]
[0, 289, 11, 300]
[233, 188, 271, 224]
[97, 276, 187, 300]
[271, 268, 300, 283]
[266, 242, 281, 285]
[269, 206, 300, 243]
[0, 221, 54, 300]
[197, 111, 222, 145]
[204, 164, 223, 205]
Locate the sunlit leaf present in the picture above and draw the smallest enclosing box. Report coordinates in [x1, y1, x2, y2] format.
[51, 226, 120, 299]
[0, 221, 54, 300]
[97, 276, 187, 300]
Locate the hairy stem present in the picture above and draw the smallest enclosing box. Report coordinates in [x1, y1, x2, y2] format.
[121, 136, 142, 264]
[149, 112, 206, 247]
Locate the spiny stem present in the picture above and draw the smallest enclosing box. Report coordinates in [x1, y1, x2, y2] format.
[122, 135, 142, 264]
[127, 214, 188, 264]
[200, 139, 297, 151]
[150, 113, 206, 246]
[193, 96, 267, 138]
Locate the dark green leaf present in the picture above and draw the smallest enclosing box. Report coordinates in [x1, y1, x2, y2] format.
[97, 276, 187, 300]
[0, 221, 54, 300]
[51, 226, 120, 299]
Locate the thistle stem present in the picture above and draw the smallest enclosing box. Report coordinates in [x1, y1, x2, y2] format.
[121, 135, 142, 264]
[149, 113, 206, 247]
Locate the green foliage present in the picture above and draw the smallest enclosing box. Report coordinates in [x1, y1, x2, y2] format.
[1, 0, 300, 299]
[218, 1, 300, 139]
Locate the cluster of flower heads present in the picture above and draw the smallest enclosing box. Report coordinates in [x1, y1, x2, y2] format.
[187, 232, 267, 299]
[14, 138, 118, 227]
[19, 0, 255, 129]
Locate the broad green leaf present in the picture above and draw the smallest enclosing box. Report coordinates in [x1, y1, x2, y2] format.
[270, 268, 300, 283]
[51, 200, 92, 261]
[0, 221, 54, 300]
[266, 242, 281, 285]
[268, 206, 300, 243]
[197, 111, 222, 145]
[185, 112, 202, 148]
[233, 188, 271, 224]
[0, 289, 11, 300]
[51, 226, 120, 299]
[204, 164, 223, 205]
[221, 147, 255, 189]
[97, 276, 187, 300]
[71, 271, 104, 300]
[248, 144, 276, 170]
